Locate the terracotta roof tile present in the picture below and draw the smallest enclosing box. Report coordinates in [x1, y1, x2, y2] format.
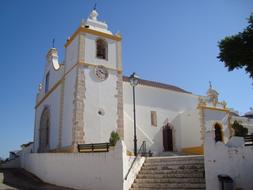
[123, 76, 191, 94]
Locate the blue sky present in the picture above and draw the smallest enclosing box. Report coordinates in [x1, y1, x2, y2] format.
[0, 0, 253, 158]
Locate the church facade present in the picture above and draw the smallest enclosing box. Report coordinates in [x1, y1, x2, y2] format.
[33, 9, 251, 156]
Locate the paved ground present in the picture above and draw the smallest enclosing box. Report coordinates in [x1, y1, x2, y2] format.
[0, 168, 76, 190]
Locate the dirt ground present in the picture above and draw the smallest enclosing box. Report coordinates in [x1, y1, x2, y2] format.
[0, 168, 76, 190]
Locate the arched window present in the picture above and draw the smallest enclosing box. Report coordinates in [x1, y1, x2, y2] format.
[96, 39, 108, 60]
[38, 107, 50, 152]
[214, 123, 223, 142]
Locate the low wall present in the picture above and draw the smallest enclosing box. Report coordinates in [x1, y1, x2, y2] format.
[21, 142, 124, 190]
[1, 157, 20, 168]
[123, 155, 145, 190]
[204, 131, 253, 190]
[20, 141, 144, 190]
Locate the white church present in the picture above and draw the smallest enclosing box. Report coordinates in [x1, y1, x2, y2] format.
[33, 9, 252, 156]
[4, 9, 253, 190]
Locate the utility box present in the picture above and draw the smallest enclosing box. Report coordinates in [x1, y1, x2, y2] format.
[218, 175, 234, 190]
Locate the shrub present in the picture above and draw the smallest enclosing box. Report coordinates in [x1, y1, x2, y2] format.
[109, 131, 120, 146]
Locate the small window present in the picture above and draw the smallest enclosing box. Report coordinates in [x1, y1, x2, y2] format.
[96, 39, 108, 60]
[45, 72, 50, 93]
[151, 111, 157, 127]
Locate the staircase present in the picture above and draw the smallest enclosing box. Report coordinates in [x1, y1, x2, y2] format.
[130, 155, 205, 190]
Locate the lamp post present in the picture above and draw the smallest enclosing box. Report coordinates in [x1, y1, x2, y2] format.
[129, 72, 140, 156]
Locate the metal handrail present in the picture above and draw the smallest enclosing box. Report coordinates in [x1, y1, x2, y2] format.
[124, 141, 146, 180]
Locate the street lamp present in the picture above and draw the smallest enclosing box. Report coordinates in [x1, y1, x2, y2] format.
[129, 72, 140, 156]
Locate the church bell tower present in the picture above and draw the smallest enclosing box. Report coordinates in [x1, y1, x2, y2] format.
[62, 9, 124, 150]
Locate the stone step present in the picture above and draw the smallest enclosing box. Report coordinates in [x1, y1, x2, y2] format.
[141, 163, 204, 171]
[137, 173, 204, 179]
[139, 168, 204, 175]
[130, 156, 205, 190]
[146, 156, 204, 163]
[135, 178, 205, 183]
[144, 159, 204, 166]
[132, 182, 206, 189]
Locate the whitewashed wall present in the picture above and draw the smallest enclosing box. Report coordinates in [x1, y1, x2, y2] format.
[204, 127, 253, 190]
[21, 141, 143, 190]
[61, 67, 76, 147]
[123, 82, 201, 154]
[180, 110, 202, 148]
[34, 84, 62, 151]
[83, 68, 118, 143]
[34, 48, 65, 152]
[22, 142, 123, 190]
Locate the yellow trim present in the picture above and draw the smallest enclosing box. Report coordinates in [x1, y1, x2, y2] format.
[198, 105, 230, 113]
[35, 62, 79, 108]
[181, 146, 204, 155]
[80, 61, 122, 73]
[64, 27, 122, 48]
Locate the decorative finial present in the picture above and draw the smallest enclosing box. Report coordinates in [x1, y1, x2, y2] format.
[52, 38, 55, 48]
[93, 3, 97, 10]
[209, 81, 212, 89]
[90, 8, 98, 21]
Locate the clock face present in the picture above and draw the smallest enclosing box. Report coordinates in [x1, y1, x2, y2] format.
[94, 65, 109, 81]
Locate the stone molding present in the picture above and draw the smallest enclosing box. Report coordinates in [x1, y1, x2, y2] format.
[72, 65, 85, 151]
[116, 41, 124, 139]
[72, 35, 86, 152]
[116, 73, 124, 139]
[198, 98, 205, 145]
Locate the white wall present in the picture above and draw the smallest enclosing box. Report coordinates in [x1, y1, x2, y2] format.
[180, 110, 202, 148]
[123, 81, 201, 154]
[21, 141, 143, 190]
[22, 142, 124, 190]
[65, 37, 78, 71]
[204, 127, 253, 190]
[61, 67, 76, 147]
[34, 84, 62, 151]
[83, 68, 118, 143]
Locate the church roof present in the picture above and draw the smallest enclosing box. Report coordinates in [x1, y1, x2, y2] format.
[123, 76, 191, 94]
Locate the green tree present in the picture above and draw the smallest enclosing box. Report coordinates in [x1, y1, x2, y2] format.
[218, 13, 253, 78]
[232, 120, 248, 137]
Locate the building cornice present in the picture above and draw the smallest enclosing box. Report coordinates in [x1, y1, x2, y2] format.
[64, 26, 122, 48]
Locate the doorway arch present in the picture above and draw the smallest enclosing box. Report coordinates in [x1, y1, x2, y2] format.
[38, 107, 50, 152]
[163, 123, 173, 151]
[214, 123, 223, 142]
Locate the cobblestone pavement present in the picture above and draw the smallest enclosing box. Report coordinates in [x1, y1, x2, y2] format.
[0, 168, 77, 190]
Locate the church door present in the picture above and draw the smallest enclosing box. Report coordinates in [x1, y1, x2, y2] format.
[163, 124, 173, 151]
[38, 107, 50, 153]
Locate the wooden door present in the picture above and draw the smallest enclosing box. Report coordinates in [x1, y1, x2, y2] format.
[163, 124, 173, 151]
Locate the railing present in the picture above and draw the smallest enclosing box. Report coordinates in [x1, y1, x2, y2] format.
[244, 135, 253, 146]
[124, 141, 147, 180]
